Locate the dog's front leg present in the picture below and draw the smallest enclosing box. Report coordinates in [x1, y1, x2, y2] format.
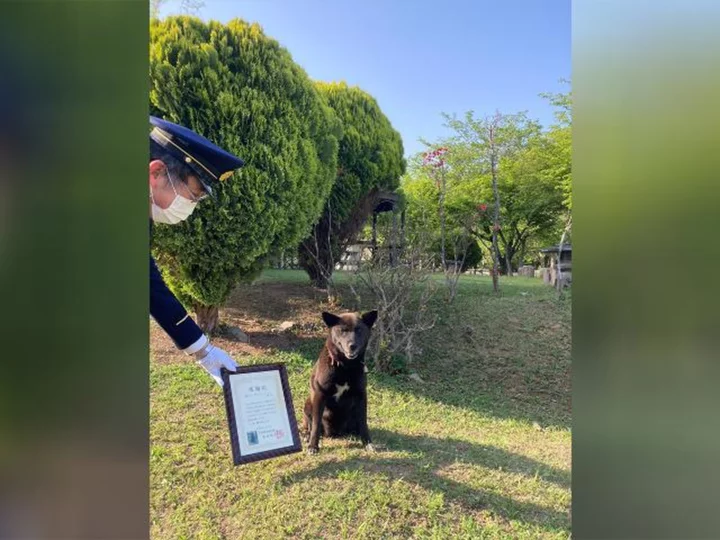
[307, 391, 325, 455]
[358, 390, 375, 452]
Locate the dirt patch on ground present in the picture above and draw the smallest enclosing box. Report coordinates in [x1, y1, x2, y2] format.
[225, 281, 333, 325]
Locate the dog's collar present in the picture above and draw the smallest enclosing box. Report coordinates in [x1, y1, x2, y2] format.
[328, 348, 341, 367]
[328, 349, 366, 369]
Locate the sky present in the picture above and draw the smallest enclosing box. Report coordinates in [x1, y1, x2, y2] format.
[158, 0, 570, 157]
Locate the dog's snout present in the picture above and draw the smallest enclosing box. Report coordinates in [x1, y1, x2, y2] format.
[349, 343, 358, 352]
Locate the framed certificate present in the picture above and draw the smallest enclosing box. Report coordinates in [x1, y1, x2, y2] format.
[221, 364, 302, 465]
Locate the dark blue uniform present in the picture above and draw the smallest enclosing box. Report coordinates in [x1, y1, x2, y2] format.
[150, 224, 203, 349]
[148, 116, 244, 349]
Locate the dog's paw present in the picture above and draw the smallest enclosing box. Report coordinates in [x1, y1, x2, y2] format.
[364, 443, 378, 453]
[307, 446, 319, 455]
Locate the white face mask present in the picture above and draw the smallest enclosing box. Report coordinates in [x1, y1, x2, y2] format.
[150, 170, 198, 225]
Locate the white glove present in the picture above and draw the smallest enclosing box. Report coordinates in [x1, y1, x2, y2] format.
[194, 344, 238, 387]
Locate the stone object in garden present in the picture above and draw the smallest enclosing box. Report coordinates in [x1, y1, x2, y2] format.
[226, 326, 249, 342]
[518, 265, 535, 277]
[279, 321, 295, 332]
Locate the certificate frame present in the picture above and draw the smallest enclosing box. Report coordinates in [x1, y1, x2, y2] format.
[221, 363, 302, 465]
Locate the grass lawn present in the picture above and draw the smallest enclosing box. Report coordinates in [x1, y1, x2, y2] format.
[151, 270, 571, 539]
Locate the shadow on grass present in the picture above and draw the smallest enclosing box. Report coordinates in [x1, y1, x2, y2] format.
[372, 368, 571, 431]
[283, 428, 569, 533]
[369, 291, 571, 430]
[229, 272, 571, 431]
[242, 326, 570, 431]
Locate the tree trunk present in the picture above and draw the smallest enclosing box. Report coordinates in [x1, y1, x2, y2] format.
[491, 151, 501, 293]
[438, 169, 447, 274]
[194, 304, 219, 335]
[308, 265, 329, 289]
[300, 188, 380, 284]
[298, 243, 330, 289]
[518, 240, 528, 269]
[390, 211, 398, 267]
[556, 215, 572, 296]
[400, 210, 406, 259]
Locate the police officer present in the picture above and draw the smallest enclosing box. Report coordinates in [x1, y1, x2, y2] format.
[149, 116, 244, 386]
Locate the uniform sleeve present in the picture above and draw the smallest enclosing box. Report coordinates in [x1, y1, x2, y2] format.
[150, 255, 205, 351]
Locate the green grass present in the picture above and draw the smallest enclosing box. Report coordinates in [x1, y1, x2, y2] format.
[151, 270, 571, 539]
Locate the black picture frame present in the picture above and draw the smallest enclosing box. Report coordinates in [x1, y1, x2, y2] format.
[221, 364, 302, 465]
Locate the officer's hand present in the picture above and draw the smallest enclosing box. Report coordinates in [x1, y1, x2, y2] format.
[194, 344, 238, 387]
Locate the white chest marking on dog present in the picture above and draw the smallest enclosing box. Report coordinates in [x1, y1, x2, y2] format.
[334, 382, 350, 400]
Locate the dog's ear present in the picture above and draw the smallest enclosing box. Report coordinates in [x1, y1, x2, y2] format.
[322, 311, 341, 328]
[361, 310, 378, 328]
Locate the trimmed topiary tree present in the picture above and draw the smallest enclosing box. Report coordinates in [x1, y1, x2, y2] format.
[150, 16, 340, 331]
[299, 81, 405, 288]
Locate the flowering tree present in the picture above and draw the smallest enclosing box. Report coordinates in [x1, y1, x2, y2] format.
[422, 146, 448, 268]
[403, 103, 567, 288]
[421, 146, 472, 301]
[441, 110, 544, 292]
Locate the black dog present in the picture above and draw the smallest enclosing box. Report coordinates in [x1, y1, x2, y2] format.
[302, 310, 378, 454]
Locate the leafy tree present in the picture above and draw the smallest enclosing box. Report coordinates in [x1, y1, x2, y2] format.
[150, 16, 339, 331]
[400, 156, 483, 274]
[461, 238, 483, 271]
[299, 81, 405, 289]
[401, 110, 566, 276]
[150, 0, 204, 19]
[494, 133, 565, 270]
[440, 111, 543, 285]
[397, 164, 437, 258]
[446, 133, 565, 275]
[540, 81, 572, 211]
[539, 82, 572, 293]
[426, 235, 482, 272]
